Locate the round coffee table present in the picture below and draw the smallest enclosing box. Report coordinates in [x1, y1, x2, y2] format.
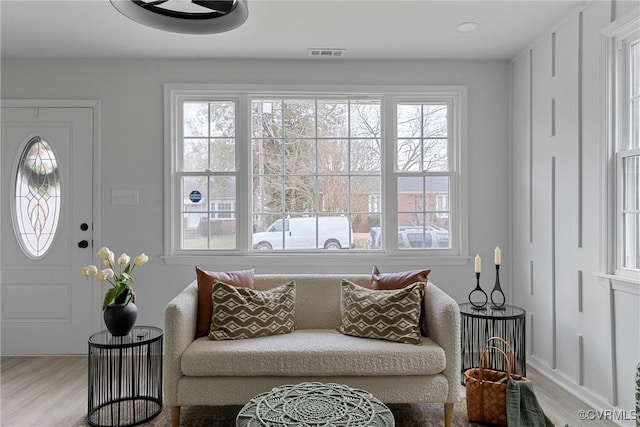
[236, 382, 394, 426]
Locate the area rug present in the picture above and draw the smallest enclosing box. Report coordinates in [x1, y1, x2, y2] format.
[73, 400, 567, 426]
[73, 401, 485, 426]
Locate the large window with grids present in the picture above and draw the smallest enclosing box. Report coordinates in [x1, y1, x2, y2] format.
[165, 85, 467, 264]
[603, 9, 640, 282]
[605, 13, 640, 279]
[616, 25, 640, 275]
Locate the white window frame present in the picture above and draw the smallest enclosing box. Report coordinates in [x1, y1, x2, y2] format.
[602, 8, 640, 282]
[163, 84, 468, 270]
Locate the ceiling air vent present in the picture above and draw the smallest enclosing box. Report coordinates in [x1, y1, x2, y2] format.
[308, 48, 346, 58]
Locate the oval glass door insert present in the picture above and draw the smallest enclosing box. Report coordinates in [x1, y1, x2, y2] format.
[13, 136, 61, 259]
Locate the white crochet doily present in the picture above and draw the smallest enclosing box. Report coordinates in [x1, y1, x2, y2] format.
[236, 382, 395, 426]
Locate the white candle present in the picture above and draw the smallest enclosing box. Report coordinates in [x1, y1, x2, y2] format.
[495, 246, 502, 265]
[474, 254, 481, 273]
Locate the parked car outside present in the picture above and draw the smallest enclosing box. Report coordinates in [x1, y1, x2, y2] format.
[252, 216, 352, 250]
[366, 226, 449, 249]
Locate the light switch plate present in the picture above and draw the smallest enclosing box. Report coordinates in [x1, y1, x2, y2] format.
[112, 189, 139, 205]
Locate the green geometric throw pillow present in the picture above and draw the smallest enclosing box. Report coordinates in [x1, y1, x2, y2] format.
[337, 279, 424, 345]
[209, 281, 295, 340]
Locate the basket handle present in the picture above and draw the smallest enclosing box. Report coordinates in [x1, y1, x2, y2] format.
[485, 336, 516, 372]
[478, 345, 513, 382]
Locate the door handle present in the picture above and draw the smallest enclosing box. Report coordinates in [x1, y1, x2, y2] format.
[78, 240, 89, 249]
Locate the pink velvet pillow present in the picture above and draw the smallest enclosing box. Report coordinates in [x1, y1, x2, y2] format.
[195, 266, 255, 338]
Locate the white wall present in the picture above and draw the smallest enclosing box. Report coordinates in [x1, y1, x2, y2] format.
[1, 58, 511, 331]
[511, 1, 639, 424]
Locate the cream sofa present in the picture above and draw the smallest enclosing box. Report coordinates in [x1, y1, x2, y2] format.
[164, 274, 462, 427]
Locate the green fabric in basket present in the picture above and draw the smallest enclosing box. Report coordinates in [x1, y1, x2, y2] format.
[506, 378, 554, 427]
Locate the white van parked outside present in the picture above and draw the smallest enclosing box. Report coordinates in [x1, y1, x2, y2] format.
[252, 216, 352, 250]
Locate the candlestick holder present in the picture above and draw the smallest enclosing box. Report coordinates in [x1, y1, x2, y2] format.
[490, 264, 506, 310]
[468, 272, 488, 310]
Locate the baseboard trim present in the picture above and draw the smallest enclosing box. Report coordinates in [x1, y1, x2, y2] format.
[527, 357, 628, 426]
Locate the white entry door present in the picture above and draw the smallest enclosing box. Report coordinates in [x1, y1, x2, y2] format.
[1, 106, 96, 355]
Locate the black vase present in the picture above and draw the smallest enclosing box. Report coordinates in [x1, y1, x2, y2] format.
[103, 289, 137, 336]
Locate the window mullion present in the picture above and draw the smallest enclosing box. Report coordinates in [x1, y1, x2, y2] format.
[237, 94, 250, 252]
[383, 96, 399, 253]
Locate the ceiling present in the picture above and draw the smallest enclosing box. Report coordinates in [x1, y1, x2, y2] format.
[1, 0, 587, 60]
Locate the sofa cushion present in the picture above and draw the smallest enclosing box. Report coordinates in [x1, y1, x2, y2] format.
[337, 279, 424, 345]
[195, 267, 255, 338]
[209, 281, 295, 340]
[370, 266, 430, 336]
[370, 266, 430, 290]
[182, 329, 446, 377]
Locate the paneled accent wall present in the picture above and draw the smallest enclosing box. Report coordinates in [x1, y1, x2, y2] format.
[511, 1, 639, 425]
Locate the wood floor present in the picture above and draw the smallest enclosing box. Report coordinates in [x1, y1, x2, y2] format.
[0, 356, 618, 427]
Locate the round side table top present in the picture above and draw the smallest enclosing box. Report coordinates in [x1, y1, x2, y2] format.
[88, 326, 163, 348]
[236, 382, 395, 427]
[458, 302, 526, 319]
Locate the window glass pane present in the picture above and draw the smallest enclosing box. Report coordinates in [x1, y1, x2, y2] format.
[398, 176, 423, 213]
[397, 139, 422, 171]
[632, 41, 639, 98]
[423, 104, 448, 138]
[184, 214, 236, 249]
[284, 100, 315, 138]
[351, 139, 380, 173]
[396, 175, 450, 249]
[397, 104, 422, 138]
[622, 213, 639, 270]
[252, 100, 283, 138]
[253, 175, 283, 214]
[397, 103, 449, 172]
[284, 139, 316, 174]
[253, 139, 283, 175]
[350, 101, 380, 138]
[181, 175, 236, 250]
[350, 176, 380, 213]
[183, 138, 208, 172]
[183, 102, 208, 137]
[319, 176, 348, 212]
[631, 98, 639, 149]
[629, 40, 639, 149]
[318, 139, 348, 174]
[623, 156, 639, 211]
[318, 101, 348, 137]
[424, 139, 449, 171]
[209, 139, 235, 172]
[183, 212, 208, 249]
[182, 176, 208, 211]
[209, 102, 235, 137]
[284, 176, 317, 213]
[14, 136, 61, 258]
[621, 155, 639, 269]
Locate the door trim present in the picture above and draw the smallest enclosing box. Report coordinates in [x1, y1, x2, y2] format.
[1, 99, 102, 334]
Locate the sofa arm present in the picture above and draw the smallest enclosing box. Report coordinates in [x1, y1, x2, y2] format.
[163, 282, 198, 405]
[424, 282, 462, 403]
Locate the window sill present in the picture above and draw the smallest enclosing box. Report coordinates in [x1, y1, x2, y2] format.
[597, 273, 640, 295]
[162, 252, 470, 272]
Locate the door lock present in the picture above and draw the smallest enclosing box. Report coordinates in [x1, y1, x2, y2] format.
[78, 240, 89, 249]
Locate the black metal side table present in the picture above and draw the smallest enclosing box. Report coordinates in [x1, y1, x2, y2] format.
[459, 303, 526, 384]
[88, 326, 163, 427]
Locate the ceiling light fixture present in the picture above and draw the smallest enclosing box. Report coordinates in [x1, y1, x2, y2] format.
[456, 22, 480, 33]
[109, 0, 248, 34]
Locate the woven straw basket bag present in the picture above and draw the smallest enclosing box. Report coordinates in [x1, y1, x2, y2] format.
[465, 337, 526, 426]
